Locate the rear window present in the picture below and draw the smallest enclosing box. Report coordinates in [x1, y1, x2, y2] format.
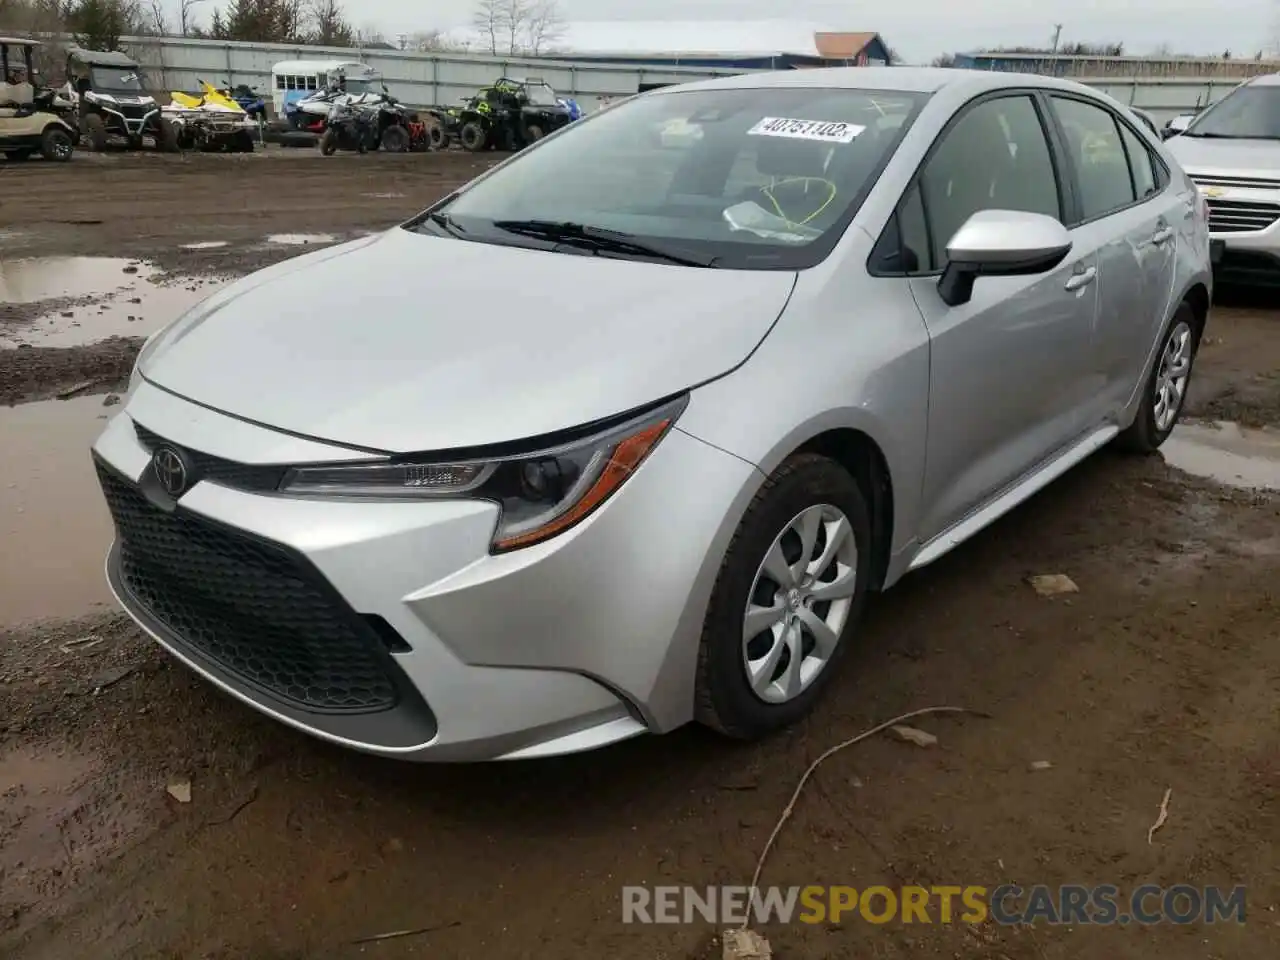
[426, 86, 929, 269]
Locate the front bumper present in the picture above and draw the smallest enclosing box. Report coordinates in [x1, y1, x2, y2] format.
[1196, 183, 1280, 285]
[92, 381, 758, 761]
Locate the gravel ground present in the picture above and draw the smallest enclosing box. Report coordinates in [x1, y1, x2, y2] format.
[0, 148, 1278, 960]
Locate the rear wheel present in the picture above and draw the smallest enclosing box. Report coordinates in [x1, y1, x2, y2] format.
[40, 126, 74, 162]
[319, 128, 338, 156]
[426, 119, 447, 150]
[1116, 301, 1200, 453]
[83, 113, 109, 151]
[695, 454, 872, 740]
[380, 124, 410, 153]
[155, 118, 178, 152]
[459, 120, 487, 152]
[525, 123, 545, 145]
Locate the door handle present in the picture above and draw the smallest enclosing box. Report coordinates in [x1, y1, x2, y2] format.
[1064, 266, 1097, 291]
[1151, 226, 1174, 245]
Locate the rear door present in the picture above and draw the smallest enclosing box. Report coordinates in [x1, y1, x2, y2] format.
[880, 93, 1103, 541]
[1045, 94, 1181, 420]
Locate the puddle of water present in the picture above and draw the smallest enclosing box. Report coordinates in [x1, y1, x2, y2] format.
[0, 395, 117, 625]
[0, 257, 229, 350]
[180, 241, 229, 250]
[0, 256, 154, 304]
[266, 233, 335, 245]
[1162, 421, 1280, 491]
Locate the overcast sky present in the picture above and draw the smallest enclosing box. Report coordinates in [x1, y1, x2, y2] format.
[194, 0, 1279, 63]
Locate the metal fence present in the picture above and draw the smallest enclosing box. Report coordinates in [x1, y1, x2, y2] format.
[66, 34, 1250, 123]
[116, 35, 751, 113]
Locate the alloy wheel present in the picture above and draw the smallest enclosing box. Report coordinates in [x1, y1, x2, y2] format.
[741, 504, 858, 704]
[1153, 319, 1193, 433]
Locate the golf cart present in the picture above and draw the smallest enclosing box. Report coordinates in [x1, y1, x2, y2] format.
[443, 76, 574, 152]
[0, 37, 77, 161]
[65, 46, 174, 151]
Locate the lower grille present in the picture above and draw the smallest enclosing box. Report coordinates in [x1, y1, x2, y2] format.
[1206, 198, 1280, 234]
[96, 459, 399, 714]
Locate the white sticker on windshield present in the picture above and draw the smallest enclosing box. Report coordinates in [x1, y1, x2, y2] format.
[747, 117, 864, 143]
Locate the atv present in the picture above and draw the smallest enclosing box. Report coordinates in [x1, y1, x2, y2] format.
[165, 80, 257, 152]
[451, 76, 573, 153]
[65, 46, 174, 151]
[0, 37, 77, 161]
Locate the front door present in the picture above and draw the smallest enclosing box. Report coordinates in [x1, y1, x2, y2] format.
[899, 94, 1102, 542]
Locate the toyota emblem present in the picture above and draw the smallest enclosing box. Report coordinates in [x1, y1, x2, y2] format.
[152, 445, 189, 497]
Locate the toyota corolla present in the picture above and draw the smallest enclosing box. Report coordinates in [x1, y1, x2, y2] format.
[92, 67, 1212, 761]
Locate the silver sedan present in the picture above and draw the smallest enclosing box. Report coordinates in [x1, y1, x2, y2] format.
[92, 66, 1213, 760]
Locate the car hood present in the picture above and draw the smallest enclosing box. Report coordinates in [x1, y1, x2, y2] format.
[140, 228, 797, 453]
[1164, 136, 1280, 177]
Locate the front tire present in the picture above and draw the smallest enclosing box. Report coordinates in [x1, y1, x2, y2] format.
[40, 127, 74, 162]
[319, 128, 338, 156]
[1117, 301, 1199, 453]
[83, 113, 109, 151]
[459, 120, 487, 152]
[380, 124, 409, 153]
[695, 453, 872, 740]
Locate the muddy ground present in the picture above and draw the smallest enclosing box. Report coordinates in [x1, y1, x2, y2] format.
[1, 149, 1279, 960]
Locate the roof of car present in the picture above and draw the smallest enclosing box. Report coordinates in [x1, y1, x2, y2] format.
[671, 65, 1102, 97]
[67, 46, 140, 68]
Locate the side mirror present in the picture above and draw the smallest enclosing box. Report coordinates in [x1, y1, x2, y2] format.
[937, 210, 1072, 307]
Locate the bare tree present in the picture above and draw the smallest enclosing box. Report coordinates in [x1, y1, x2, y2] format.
[306, 0, 350, 45]
[178, 0, 205, 35]
[523, 0, 562, 54]
[471, 0, 504, 54]
[144, 0, 167, 34]
[501, 0, 526, 55]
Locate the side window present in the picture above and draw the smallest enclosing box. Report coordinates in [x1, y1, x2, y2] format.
[1119, 122, 1158, 199]
[1050, 96, 1136, 220]
[275, 75, 285, 89]
[918, 95, 1061, 268]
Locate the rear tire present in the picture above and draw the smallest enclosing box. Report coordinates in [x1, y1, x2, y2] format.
[40, 126, 74, 162]
[695, 454, 872, 740]
[426, 119, 446, 150]
[525, 123, 545, 144]
[319, 128, 338, 156]
[380, 124, 409, 153]
[1116, 301, 1200, 454]
[459, 120, 487, 152]
[84, 113, 109, 151]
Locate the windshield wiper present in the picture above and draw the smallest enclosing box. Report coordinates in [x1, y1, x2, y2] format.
[426, 211, 467, 236]
[490, 219, 718, 267]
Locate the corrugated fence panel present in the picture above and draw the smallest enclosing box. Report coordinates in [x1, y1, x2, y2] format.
[115, 35, 1248, 121]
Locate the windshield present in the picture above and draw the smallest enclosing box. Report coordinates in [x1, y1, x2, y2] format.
[343, 77, 376, 95]
[90, 66, 143, 94]
[1185, 84, 1280, 139]
[524, 82, 559, 105]
[420, 86, 927, 269]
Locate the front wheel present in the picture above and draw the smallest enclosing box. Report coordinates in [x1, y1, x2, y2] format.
[83, 113, 109, 151]
[695, 453, 872, 740]
[40, 126, 74, 162]
[380, 124, 409, 153]
[459, 120, 487, 152]
[319, 128, 338, 156]
[1116, 301, 1200, 453]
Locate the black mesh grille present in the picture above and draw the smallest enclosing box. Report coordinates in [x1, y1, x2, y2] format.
[97, 459, 399, 714]
[133, 421, 288, 493]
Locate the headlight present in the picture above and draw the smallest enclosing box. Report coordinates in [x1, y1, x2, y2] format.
[280, 396, 687, 552]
